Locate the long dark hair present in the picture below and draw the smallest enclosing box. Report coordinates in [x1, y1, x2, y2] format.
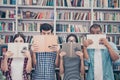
[12, 32, 26, 43]
[66, 34, 78, 43]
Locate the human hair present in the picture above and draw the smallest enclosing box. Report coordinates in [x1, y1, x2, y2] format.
[89, 24, 102, 32]
[66, 34, 78, 43]
[12, 32, 26, 43]
[40, 23, 53, 33]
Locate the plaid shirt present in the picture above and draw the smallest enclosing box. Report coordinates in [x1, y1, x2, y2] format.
[3, 57, 29, 80]
[32, 52, 56, 80]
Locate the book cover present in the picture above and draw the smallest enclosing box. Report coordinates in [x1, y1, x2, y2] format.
[8, 43, 29, 58]
[87, 34, 106, 49]
[33, 35, 58, 52]
[61, 43, 81, 57]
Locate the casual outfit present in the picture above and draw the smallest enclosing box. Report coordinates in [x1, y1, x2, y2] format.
[63, 56, 81, 80]
[85, 42, 119, 80]
[32, 52, 56, 80]
[3, 58, 29, 80]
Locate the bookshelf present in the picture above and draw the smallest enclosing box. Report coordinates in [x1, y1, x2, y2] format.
[0, 0, 120, 46]
[0, 0, 120, 80]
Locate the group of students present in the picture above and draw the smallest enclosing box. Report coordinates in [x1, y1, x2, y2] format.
[0, 23, 119, 80]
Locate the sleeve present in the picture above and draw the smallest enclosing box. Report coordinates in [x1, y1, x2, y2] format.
[84, 58, 90, 66]
[109, 42, 119, 55]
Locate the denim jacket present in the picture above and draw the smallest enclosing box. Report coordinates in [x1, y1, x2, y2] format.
[85, 42, 119, 80]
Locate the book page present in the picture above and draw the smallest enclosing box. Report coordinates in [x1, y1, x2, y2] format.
[61, 43, 81, 57]
[8, 43, 29, 58]
[87, 34, 106, 49]
[33, 35, 58, 52]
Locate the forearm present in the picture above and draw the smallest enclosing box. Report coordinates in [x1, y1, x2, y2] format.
[32, 52, 36, 67]
[2, 56, 8, 71]
[55, 53, 59, 67]
[80, 59, 85, 75]
[59, 58, 64, 74]
[106, 44, 119, 61]
[27, 56, 32, 66]
[26, 57, 32, 72]
[83, 47, 89, 59]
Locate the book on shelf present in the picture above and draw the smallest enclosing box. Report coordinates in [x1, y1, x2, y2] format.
[56, 24, 88, 33]
[33, 35, 58, 52]
[0, 35, 14, 43]
[57, 11, 91, 20]
[61, 43, 81, 57]
[19, 10, 54, 19]
[8, 43, 29, 58]
[87, 34, 106, 49]
[0, 10, 15, 18]
[18, 22, 40, 32]
[107, 36, 120, 45]
[56, 0, 91, 7]
[93, 0, 120, 8]
[0, 0, 16, 5]
[18, 0, 54, 6]
[94, 12, 120, 21]
[0, 22, 15, 32]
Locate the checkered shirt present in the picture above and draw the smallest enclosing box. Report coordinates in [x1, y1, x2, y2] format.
[32, 52, 56, 80]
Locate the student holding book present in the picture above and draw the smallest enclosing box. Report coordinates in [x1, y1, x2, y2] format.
[59, 34, 85, 80]
[83, 24, 119, 80]
[1, 33, 32, 80]
[31, 23, 60, 80]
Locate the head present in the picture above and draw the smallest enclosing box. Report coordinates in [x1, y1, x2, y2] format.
[40, 23, 53, 35]
[89, 24, 102, 34]
[12, 32, 26, 43]
[66, 34, 78, 43]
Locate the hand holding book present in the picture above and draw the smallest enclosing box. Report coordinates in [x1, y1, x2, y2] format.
[59, 51, 66, 59]
[99, 38, 109, 47]
[86, 34, 106, 49]
[61, 43, 81, 57]
[4, 51, 13, 58]
[75, 51, 84, 60]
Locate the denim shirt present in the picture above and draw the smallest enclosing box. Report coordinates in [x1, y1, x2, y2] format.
[85, 42, 119, 80]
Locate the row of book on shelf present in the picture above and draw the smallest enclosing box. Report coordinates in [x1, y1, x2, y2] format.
[1, 0, 120, 8]
[1, 9, 120, 21]
[18, 10, 54, 19]
[57, 0, 120, 8]
[0, 10, 16, 19]
[0, 22, 15, 32]
[93, 12, 120, 21]
[0, 34, 120, 45]
[0, 21, 120, 33]
[0, 0, 16, 5]
[0, 0, 54, 6]
[56, 11, 91, 20]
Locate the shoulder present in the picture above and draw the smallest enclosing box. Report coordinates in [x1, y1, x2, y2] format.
[108, 42, 117, 49]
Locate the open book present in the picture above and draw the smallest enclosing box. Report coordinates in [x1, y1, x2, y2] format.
[8, 43, 29, 58]
[87, 34, 106, 49]
[61, 43, 81, 57]
[33, 35, 58, 52]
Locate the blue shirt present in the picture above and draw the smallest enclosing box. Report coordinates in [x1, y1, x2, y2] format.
[85, 42, 119, 80]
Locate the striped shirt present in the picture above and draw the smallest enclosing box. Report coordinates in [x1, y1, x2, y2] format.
[32, 52, 56, 80]
[63, 56, 81, 80]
